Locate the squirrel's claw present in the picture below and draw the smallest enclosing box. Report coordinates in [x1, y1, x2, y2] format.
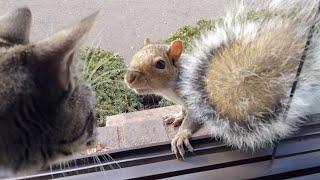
[184, 138, 194, 152]
[171, 137, 185, 159]
[171, 131, 193, 159]
[172, 118, 184, 127]
[163, 113, 184, 127]
[163, 114, 174, 124]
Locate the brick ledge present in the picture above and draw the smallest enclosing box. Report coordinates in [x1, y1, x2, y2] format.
[97, 105, 208, 151]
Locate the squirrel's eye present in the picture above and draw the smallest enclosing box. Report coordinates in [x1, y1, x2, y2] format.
[155, 60, 166, 69]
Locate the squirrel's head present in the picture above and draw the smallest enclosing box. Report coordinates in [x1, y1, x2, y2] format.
[125, 38, 183, 95]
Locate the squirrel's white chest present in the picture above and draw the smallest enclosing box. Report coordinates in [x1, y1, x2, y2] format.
[157, 88, 185, 106]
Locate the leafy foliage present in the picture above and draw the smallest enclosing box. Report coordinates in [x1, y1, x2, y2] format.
[79, 48, 143, 126]
[166, 11, 266, 51]
[165, 19, 218, 52]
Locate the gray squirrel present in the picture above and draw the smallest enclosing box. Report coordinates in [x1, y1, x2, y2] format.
[125, 0, 320, 158]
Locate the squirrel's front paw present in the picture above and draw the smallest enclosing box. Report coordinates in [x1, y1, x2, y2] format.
[163, 112, 184, 127]
[171, 131, 193, 159]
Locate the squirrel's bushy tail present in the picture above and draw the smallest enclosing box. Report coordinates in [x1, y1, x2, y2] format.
[205, 24, 305, 122]
[179, 0, 320, 149]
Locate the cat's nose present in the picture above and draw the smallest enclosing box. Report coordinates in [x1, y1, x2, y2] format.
[125, 70, 141, 84]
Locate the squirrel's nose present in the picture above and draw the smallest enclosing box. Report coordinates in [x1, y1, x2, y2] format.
[125, 70, 140, 84]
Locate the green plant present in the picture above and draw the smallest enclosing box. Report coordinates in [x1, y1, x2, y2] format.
[166, 10, 266, 51]
[165, 19, 218, 52]
[79, 48, 144, 126]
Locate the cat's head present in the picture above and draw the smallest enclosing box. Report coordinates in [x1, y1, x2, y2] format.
[0, 7, 98, 174]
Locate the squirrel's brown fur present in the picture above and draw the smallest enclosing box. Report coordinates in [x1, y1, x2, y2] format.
[205, 25, 305, 121]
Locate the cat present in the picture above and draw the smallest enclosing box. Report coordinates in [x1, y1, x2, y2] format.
[0, 7, 98, 176]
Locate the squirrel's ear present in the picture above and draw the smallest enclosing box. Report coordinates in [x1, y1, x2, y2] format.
[168, 40, 183, 63]
[144, 38, 151, 46]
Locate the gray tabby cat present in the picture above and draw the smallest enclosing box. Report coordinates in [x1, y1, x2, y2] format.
[0, 7, 98, 175]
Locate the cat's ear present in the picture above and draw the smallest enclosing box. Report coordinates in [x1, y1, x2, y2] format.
[33, 11, 99, 91]
[0, 7, 32, 44]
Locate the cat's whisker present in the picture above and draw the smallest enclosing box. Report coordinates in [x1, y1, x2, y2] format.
[87, 61, 109, 81]
[73, 159, 79, 175]
[49, 164, 54, 179]
[66, 160, 70, 171]
[49, 19, 54, 37]
[59, 162, 65, 177]
[85, 157, 89, 167]
[63, 161, 67, 175]
[83, 49, 92, 76]
[59, 162, 62, 171]
[38, 21, 50, 38]
[95, 35, 104, 50]
[104, 153, 121, 169]
[93, 156, 104, 173]
[92, 156, 97, 172]
[95, 156, 106, 173]
[87, 59, 127, 82]
[83, 49, 101, 78]
[91, 27, 106, 48]
[92, 80, 126, 87]
[90, 69, 127, 84]
[101, 154, 114, 170]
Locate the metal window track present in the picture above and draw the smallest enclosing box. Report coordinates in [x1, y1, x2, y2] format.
[13, 114, 320, 180]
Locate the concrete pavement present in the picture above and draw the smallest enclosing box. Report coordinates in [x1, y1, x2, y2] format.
[0, 0, 265, 62]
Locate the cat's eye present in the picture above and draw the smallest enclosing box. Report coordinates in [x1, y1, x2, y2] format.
[155, 60, 166, 69]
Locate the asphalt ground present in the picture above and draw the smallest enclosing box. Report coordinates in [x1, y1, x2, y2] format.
[1, 0, 266, 62]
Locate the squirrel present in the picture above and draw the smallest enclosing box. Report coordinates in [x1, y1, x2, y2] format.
[125, 0, 320, 158]
[125, 38, 187, 126]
